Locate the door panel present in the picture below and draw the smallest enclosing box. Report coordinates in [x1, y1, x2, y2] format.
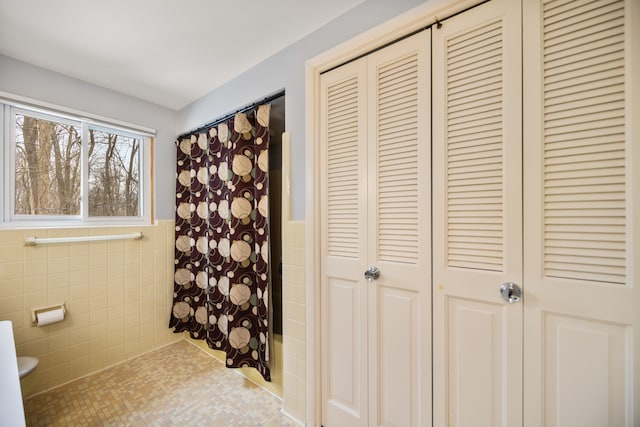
[321, 57, 369, 427]
[326, 278, 364, 416]
[367, 31, 431, 427]
[321, 30, 430, 427]
[523, 0, 640, 425]
[543, 314, 628, 427]
[432, 0, 522, 425]
[377, 286, 419, 427]
[447, 297, 509, 427]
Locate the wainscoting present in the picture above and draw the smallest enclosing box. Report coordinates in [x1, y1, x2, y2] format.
[282, 219, 306, 421]
[0, 220, 180, 397]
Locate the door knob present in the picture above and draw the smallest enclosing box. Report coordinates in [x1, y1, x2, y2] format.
[499, 282, 522, 303]
[364, 266, 380, 282]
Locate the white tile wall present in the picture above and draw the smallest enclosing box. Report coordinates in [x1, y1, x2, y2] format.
[0, 215, 309, 422]
[282, 220, 306, 422]
[0, 220, 181, 397]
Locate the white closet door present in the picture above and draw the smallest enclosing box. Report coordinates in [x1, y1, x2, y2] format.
[320, 56, 369, 427]
[367, 31, 431, 427]
[320, 30, 430, 427]
[523, 0, 640, 425]
[432, 0, 522, 426]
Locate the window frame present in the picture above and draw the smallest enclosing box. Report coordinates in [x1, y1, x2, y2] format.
[1, 100, 153, 228]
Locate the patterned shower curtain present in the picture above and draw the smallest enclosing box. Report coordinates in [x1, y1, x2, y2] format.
[169, 104, 271, 381]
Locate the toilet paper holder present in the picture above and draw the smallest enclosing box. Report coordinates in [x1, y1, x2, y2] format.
[30, 303, 66, 326]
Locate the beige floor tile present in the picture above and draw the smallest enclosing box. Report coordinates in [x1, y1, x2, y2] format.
[24, 340, 296, 426]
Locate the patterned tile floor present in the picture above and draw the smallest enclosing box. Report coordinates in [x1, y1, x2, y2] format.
[23, 340, 298, 426]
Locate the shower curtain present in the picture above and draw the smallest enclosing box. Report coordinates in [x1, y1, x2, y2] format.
[169, 104, 271, 381]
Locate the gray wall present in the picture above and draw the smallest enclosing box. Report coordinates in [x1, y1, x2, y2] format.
[0, 54, 178, 220]
[178, 0, 428, 220]
[0, 0, 428, 222]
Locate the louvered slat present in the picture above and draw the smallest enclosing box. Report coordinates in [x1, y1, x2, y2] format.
[327, 76, 360, 258]
[445, 19, 505, 271]
[542, 0, 626, 284]
[376, 54, 420, 263]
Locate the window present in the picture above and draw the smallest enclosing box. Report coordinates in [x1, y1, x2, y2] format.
[87, 126, 141, 217]
[3, 103, 152, 226]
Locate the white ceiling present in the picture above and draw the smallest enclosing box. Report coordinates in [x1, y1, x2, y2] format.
[0, 0, 365, 110]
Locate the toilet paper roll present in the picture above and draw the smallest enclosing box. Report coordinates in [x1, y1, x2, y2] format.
[36, 308, 65, 326]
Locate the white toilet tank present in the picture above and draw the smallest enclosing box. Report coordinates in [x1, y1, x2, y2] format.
[0, 320, 26, 427]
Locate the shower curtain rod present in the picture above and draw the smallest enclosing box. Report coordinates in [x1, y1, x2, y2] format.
[182, 89, 285, 137]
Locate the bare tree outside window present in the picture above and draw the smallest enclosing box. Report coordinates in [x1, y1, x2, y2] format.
[14, 114, 81, 215]
[14, 112, 141, 218]
[88, 129, 140, 216]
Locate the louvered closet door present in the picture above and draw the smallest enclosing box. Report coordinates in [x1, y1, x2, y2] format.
[432, 0, 522, 426]
[320, 56, 369, 427]
[522, 0, 640, 425]
[320, 30, 430, 427]
[366, 31, 431, 427]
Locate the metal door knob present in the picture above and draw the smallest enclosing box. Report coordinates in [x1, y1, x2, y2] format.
[500, 282, 522, 303]
[364, 266, 380, 282]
